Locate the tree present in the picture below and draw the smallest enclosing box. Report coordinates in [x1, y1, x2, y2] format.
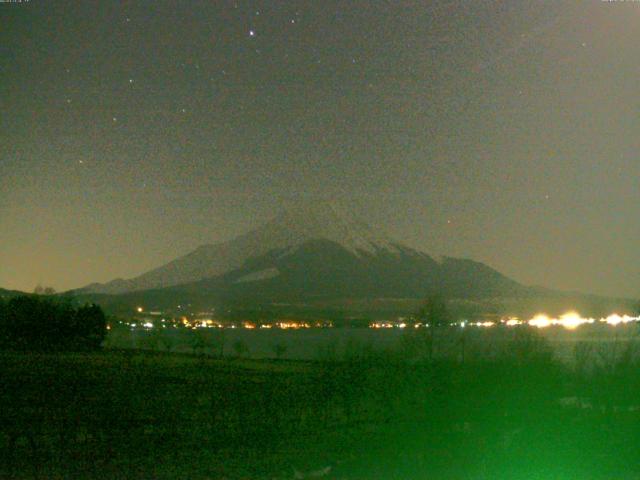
[157, 329, 175, 352]
[232, 339, 249, 358]
[272, 342, 287, 359]
[72, 303, 107, 350]
[0, 295, 107, 351]
[0, 298, 6, 345]
[412, 294, 452, 361]
[418, 294, 451, 328]
[189, 329, 210, 355]
[216, 328, 226, 358]
[33, 285, 56, 295]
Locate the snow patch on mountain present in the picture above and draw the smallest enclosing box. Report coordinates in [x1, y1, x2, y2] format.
[234, 267, 280, 284]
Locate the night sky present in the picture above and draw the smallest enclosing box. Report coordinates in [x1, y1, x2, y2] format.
[1, 1, 639, 298]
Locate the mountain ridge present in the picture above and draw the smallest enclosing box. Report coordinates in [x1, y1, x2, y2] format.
[80, 203, 531, 303]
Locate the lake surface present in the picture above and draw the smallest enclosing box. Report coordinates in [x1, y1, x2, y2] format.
[106, 324, 640, 364]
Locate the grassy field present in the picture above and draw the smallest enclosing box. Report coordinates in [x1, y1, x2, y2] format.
[2, 330, 640, 479]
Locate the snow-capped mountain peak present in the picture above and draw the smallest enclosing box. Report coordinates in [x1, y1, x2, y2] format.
[254, 202, 399, 256]
[83, 202, 401, 294]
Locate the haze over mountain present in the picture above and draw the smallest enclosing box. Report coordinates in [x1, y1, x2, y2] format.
[83, 203, 525, 302]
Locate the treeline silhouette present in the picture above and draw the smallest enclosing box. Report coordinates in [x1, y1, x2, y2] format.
[0, 295, 107, 351]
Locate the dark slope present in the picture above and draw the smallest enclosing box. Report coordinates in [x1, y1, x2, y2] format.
[0, 288, 30, 299]
[168, 239, 526, 303]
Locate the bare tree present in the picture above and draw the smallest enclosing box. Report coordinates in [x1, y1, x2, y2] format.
[416, 294, 452, 361]
[272, 342, 288, 359]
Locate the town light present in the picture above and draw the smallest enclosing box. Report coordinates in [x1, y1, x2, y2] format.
[529, 314, 552, 328]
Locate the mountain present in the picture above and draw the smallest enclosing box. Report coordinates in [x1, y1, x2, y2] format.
[84, 203, 400, 294]
[82, 203, 526, 301]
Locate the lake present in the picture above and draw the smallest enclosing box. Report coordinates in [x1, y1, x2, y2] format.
[105, 323, 640, 364]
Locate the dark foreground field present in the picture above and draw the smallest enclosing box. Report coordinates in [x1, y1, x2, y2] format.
[2, 331, 640, 479]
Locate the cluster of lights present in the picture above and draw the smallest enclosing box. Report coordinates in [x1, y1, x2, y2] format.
[275, 321, 311, 329]
[127, 315, 322, 330]
[507, 312, 640, 330]
[602, 314, 639, 326]
[130, 306, 637, 332]
[366, 313, 639, 331]
[182, 321, 317, 330]
[370, 322, 395, 329]
[371, 321, 425, 329]
[470, 321, 495, 328]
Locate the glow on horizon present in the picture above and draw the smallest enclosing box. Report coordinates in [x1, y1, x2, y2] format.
[529, 314, 553, 329]
[521, 312, 639, 329]
[604, 314, 638, 326]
